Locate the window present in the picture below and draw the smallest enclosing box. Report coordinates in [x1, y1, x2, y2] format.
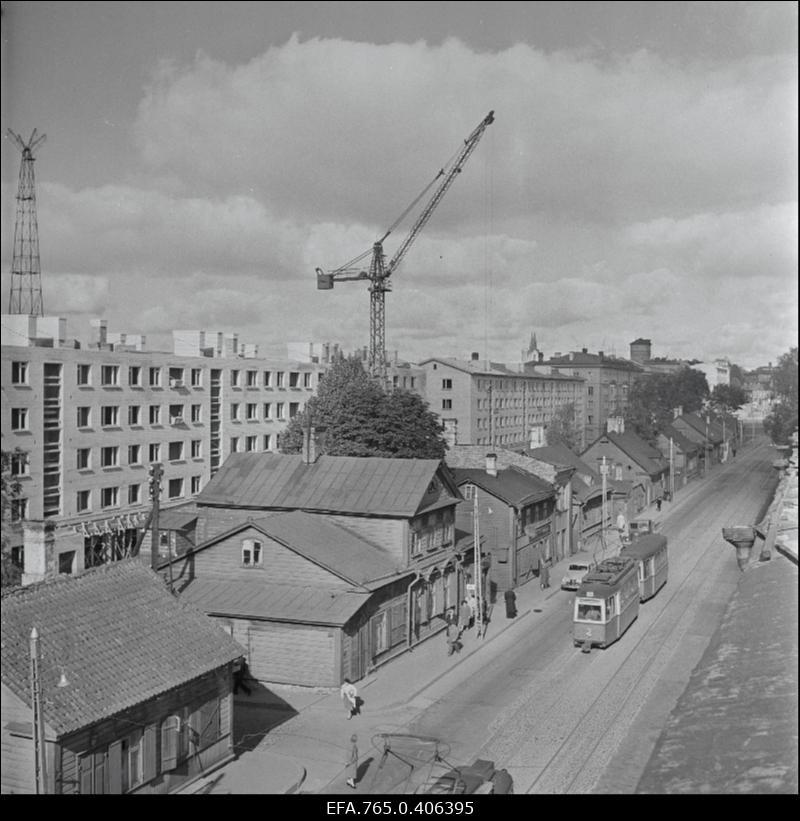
[242, 539, 262, 566]
[191, 439, 202, 458]
[10, 452, 29, 476]
[77, 364, 92, 385]
[276, 402, 285, 420]
[190, 368, 202, 387]
[411, 529, 422, 557]
[246, 369, 258, 387]
[191, 475, 202, 494]
[191, 404, 202, 423]
[128, 405, 141, 425]
[230, 370, 240, 387]
[77, 448, 91, 469]
[149, 367, 162, 387]
[276, 372, 285, 388]
[246, 403, 258, 420]
[245, 435, 257, 452]
[11, 497, 28, 521]
[263, 403, 272, 420]
[231, 403, 240, 421]
[128, 366, 141, 387]
[463, 483, 475, 500]
[149, 405, 161, 425]
[101, 486, 119, 509]
[11, 408, 28, 431]
[101, 365, 120, 386]
[410, 378, 416, 389]
[149, 443, 161, 462]
[58, 551, 76, 575]
[169, 404, 184, 424]
[303, 372, 312, 388]
[168, 368, 185, 388]
[289, 402, 300, 418]
[263, 370, 272, 387]
[588, 386, 594, 396]
[442, 399, 452, 410]
[120, 731, 143, 793]
[160, 714, 189, 773]
[77, 406, 91, 427]
[230, 437, 239, 454]
[168, 478, 184, 499]
[289, 372, 299, 388]
[442, 378, 452, 390]
[11, 361, 28, 384]
[128, 444, 142, 465]
[76, 490, 91, 512]
[168, 441, 184, 461]
[101, 406, 119, 426]
[263, 434, 272, 451]
[101, 446, 119, 467]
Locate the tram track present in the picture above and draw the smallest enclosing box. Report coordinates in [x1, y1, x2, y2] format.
[480, 444, 777, 793]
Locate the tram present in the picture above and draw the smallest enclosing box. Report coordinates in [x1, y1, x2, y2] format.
[572, 555, 640, 650]
[621, 533, 668, 602]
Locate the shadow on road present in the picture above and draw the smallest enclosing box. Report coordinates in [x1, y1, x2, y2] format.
[233, 679, 299, 753]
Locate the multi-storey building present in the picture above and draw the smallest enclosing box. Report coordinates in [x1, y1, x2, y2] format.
[1, 316, 325, 585]
[541, 348, 643, 444]
[417, 354, 585, 451]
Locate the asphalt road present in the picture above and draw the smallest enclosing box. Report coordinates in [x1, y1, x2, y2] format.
[401, 442, 779, 794]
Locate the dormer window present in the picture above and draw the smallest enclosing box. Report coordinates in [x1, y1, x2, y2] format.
[242, 539, 262, 567]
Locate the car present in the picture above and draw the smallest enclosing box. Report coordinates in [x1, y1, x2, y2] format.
[561, 557, 596, 591]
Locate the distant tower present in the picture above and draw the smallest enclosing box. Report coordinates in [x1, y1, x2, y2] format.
[523, 331, 541, 362]
[7, 129, 46, 315]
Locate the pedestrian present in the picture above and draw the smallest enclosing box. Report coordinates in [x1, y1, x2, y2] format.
[467, 594, 477, 628]
[458, 599, 472, 630]
[445, 620, 461, 655]
[656, 497, 662, 512]
[504, 589, 517, 618]
[540, 559, 550, 590]
[732, 447, 737, 459]
[346, 734, 359, 789]
[340, 677, 358, 720]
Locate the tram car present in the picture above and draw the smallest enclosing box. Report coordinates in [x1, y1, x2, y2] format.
[620, 533, 668, 602]
[572, 555, 640, 650]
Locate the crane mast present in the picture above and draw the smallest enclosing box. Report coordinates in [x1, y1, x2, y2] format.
[316, 111, 494, 385]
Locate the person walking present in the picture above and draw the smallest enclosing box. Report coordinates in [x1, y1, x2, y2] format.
[504, 588, 517, 618]
[459, 599, 472, 631]
[656, 497, 662, 512]
[446, 620, 461, 656]
[346, 734, 359, 789]
[341, 678, 358, 720]
[540, 559, 551, 590]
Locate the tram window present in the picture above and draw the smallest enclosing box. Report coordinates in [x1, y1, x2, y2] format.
[607, 596, 616, 617]
[577, 603, 602, 621]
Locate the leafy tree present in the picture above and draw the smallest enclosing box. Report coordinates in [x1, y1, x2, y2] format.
[1, 449, 25, 589]
[546, 402, 581, 451]
[281, 356, 448, 459]
[709, 384, 747, 414]
[763, 347, 798, 444]
[625, 369, 710, 442]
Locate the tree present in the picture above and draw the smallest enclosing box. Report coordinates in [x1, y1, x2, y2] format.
[281, 356, 448, 459]
[1, 449, 25, 589]
[763, 347, 798, 444]
[709, 384, 747, 414]
[546, 402, 581, 451]
[625, 369, 710, 442]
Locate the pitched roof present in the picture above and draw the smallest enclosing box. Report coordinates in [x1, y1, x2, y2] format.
[677, 413, 724, 444]
[451, 467, 553, 507]
[445, 445, 560, 485]
[543, 352, 643, 372]
[196, 453, 448, 517]
[593, 431, 669, 477]
[179, 579, 370, 626]
[660, 425, 701, 454]
[190, 511, 404, 587]
[526, 444, 605, 502]
[1, 561, 243, 737]
[418, 357, 582, 381]
[158, 502, 199, 531]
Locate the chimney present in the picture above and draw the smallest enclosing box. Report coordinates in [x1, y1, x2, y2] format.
[538, 351, 544, 363]
[471, 352, 480, 361]
[673, 406, 683, 419]
[599, 351, 604, 360]
[302, 426, 326, 465]
[90, 318, 108, 347]
[581, 347, 588, 354]
[485, 453, 498, 477]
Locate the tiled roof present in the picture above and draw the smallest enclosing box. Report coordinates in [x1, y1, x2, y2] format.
[179, 578, 371, 626]
[446, 445, 559, 485]
[451, 467, 553, 507]
[196, 453, 446, 516]
[1, 561, 244, 737]
[192, 511, 404, 587]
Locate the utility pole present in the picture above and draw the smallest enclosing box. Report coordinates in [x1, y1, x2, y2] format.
[669, 436, 675, 501]
[473, 491, 484, 639]
[599, 456, 608, 559]
[148, 463, 167, 585]
[29, 627, 48, 794]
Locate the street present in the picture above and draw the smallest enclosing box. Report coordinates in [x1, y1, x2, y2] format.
[399, 442, 778, 793]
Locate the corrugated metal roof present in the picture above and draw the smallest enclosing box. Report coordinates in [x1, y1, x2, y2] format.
[197, 453, 442, 516]
[179, 578, 370, 626]
[1, 561, 244, 737]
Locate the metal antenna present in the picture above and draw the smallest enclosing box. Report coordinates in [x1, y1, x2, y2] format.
[7, 129, 47, 315]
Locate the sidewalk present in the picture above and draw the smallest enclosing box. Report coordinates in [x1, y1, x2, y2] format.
[179, 448, 745, 795]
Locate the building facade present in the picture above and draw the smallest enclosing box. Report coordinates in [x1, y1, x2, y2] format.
[418, 355, 585, 451]
[1, 318, 325, 585]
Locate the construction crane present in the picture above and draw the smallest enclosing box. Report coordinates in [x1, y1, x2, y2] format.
[316, 110, 494, 385]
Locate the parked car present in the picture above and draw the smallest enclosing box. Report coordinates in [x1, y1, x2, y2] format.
[628, 519, 658, 540]
[561, 556, 596, 591]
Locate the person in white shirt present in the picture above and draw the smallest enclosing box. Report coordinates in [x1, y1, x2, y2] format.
[341, 678, 358, 719]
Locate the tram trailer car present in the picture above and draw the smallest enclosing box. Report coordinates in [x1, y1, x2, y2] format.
[572, 556, 640, 649]
[621, 533, 668, 602]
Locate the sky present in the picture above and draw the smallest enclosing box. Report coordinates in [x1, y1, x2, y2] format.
[1, 1, 797, 369]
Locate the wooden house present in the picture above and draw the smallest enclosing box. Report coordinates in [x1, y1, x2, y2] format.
[168, 445, 466, 685]
[1, 560, 243, 795]
[656, 424, 701, 488]
[672, 412, 724, 471]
